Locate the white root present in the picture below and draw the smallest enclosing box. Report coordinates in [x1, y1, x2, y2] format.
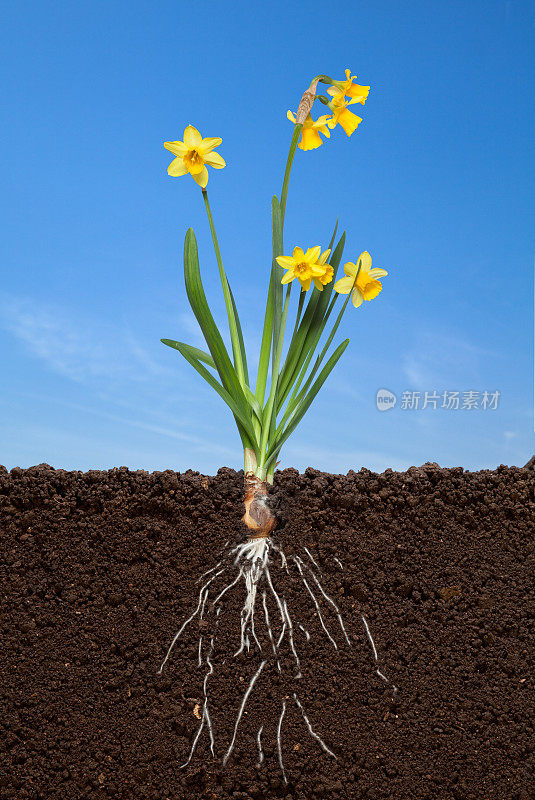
[196, 557, 225, 584]
[158, 567, 224, 674]
[181, 608, 221, 767]
[256, 725, 264, 767]
[277, 700, 288, 784]
[213, 568, 243, 605]
[264, 565, 286, 638]
[283, 598, 302, 678]
[293, 693, 337, 759]
[202, 607, 221, 755]
[298, 623, 311, 641]
[233, 538, 269, 657]
[180, 714, 205, 768]
[294, 555, 351, 645]
[361, 614, 398, 695]
[292, 557, 338, 650]
[303, 545, 320, 571]
[262, 590, 281, 671]
[160, 537, 396, 779]
[223, 660, 266, 766]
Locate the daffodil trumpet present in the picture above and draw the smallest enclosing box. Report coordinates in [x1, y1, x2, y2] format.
[159, 73, 395, 777]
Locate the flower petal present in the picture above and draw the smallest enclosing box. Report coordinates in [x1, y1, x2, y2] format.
[347, 84, 370, 104]
[200, 136, 222, 153]
[361, 280, 382, 301]
[369, 268, 388, 279]
[356, 251, 372, 273]
[299, 127, 323, 150]
[351, 288, 364, 308]
[333, 276, 354, 294]
[287, 110, 297, 123]
[304, 245, 321, 262]
[191, 166, 208, 188]
[204, 151, 226, 169]
[276, 256, 295, 268]
[299, 277, 312, 292]
[338, 108, 362, 136]
[313, 278, 324, 291]
[183, 125, 202, 148]
[164, 140, 187, 156]
[343, 262, 357, 277]
[167, 157, 188, 177]
[310, 264, 326, 276]
[292, 246, 305, 260]
[319, 249, 331, 265]
[281, 271, 295, 284]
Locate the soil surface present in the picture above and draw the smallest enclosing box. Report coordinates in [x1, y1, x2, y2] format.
[1, 462, 534, 800]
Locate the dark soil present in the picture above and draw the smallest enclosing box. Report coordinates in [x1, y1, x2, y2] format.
[1, 462, 534, 800]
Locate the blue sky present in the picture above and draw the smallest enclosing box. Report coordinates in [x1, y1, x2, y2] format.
[1, 0, 533, 474]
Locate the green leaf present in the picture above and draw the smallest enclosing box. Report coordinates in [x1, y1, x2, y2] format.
[255, 272, 274, 407]
[271, 196, 284, 370]
[162, 339, 258, 446]
[161, 339, 216, 369]
[227, 282, 249, 385]
[243, 385, 263, 422]
[183, 228, 256, 448]
[265, 338, 350, 465]
[184, 229, 245, 398]
[326, 219, 339, 254]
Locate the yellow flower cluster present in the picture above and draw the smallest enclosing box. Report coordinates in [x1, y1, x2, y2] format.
[277, 246, 387, 305]
[288, 69, 370, 150]
[276, 246, 332, 292]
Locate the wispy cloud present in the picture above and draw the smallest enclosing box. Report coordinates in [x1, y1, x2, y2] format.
[26, 393, 236, 458]
[0, 294, 172, 385]
[402, 329, 495, 390]
[0, 290, 237, 462]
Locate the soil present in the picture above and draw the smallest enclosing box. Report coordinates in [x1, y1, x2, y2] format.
[0, 462, 533, 800]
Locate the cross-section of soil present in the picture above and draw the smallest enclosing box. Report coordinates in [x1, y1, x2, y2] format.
[1, 462, 533, 800]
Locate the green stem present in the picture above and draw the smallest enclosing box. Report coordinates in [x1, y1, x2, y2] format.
[264, 123, 304, 483]
[254, 123, 301, 424]
[202, 189, 247, 387]
[259, 284, 292, 469]
[280, 124, 302, 223]
[291, 291, 306, 340]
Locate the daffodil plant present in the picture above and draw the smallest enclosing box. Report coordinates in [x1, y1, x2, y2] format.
[162, 70, 387, 536]
[158, 71, 395, 777]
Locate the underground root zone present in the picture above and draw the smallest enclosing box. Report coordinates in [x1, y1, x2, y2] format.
[1, 463, 534, 800]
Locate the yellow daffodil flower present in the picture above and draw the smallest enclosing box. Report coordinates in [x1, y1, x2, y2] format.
[287, 110, 332, 151]
[334, 252, 387, 307]
[330, 69, 370, 105]
[164, 125, 226, 188]
[327, 89, 363, 137]
[313, 264, 334, 291]
[277, 246, 332, 292]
